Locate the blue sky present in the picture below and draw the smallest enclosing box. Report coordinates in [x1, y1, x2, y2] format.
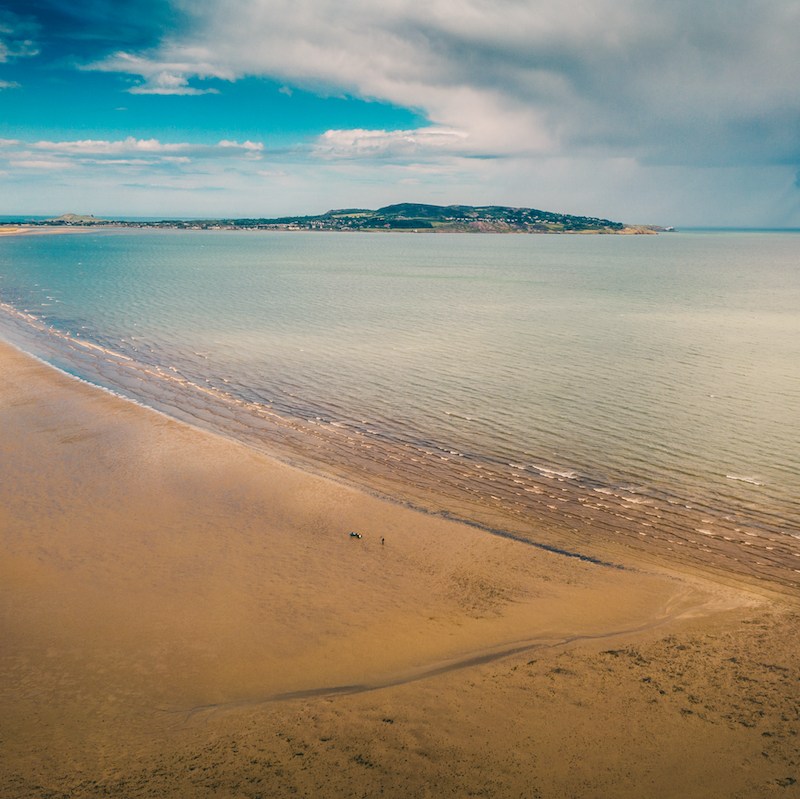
[1, 0, 799, 225]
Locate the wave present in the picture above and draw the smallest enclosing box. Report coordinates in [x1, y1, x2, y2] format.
[726, 475, 764, 486]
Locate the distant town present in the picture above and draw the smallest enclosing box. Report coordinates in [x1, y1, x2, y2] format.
[31, 204, 668, 234]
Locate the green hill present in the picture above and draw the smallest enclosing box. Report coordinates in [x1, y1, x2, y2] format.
[261, 203, 630, 233]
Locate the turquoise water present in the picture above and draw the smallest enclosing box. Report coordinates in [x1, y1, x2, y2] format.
[1, 230, 798, 586]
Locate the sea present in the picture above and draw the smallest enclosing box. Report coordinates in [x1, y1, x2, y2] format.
[1, 229, 798, 588]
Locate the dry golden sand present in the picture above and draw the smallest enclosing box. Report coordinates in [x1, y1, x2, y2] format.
[1, 340, 798, 798]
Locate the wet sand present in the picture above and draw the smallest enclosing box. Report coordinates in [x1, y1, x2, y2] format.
[1, 340, 797, 797]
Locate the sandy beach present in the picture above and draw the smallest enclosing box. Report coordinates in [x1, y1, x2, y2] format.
[0, 226, 90, 238]
[1, 339, 798, 798]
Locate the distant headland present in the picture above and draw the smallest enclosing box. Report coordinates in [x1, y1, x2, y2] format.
[25, 204, 670, 234]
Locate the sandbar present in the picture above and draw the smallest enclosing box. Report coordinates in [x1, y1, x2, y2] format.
[0, 225, 89, 237]
[1, 340, 797, 797]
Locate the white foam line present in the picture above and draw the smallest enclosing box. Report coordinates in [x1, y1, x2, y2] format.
[726, 474, 764, 486]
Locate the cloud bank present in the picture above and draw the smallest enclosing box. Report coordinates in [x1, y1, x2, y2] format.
[85, 0, 800, 169]
[0, 136, 264, 173]
[0, 133, 280, 216]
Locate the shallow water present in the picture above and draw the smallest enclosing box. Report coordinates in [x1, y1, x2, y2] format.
[1, 229, 798, 586]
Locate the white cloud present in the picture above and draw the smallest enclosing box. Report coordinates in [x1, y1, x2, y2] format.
[88, 50, 226, 95]
[82, 0, 800, 168]
[128, 80, 217, 96]
[11, 158, 73, 170]
[31, 137, 190, 155]
[218, 139, 263, 152]
[314, 127, 469, 160]
[0, 79, 19, 89]
[0, 137, 266, 179]
[24, 136, 263, 159]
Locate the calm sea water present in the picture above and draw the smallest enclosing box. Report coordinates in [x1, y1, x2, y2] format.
[1, 230, 798, 586]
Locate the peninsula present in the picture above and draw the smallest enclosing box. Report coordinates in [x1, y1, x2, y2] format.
[28, 203, 665, 234]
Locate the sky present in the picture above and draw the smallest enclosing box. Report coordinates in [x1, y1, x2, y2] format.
[0, 0, 799, 226]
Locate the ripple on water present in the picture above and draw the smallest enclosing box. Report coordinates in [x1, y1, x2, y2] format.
[0, 229, 798, 587]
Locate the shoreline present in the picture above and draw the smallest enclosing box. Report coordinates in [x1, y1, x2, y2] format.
[1, 338, 798, 797]
[0, 224, 91, 237]
[3, 293, 795, 597]
[0, 310, 800, 599]
[2, 222, 658, 235]
[4, 308, 796, 599]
